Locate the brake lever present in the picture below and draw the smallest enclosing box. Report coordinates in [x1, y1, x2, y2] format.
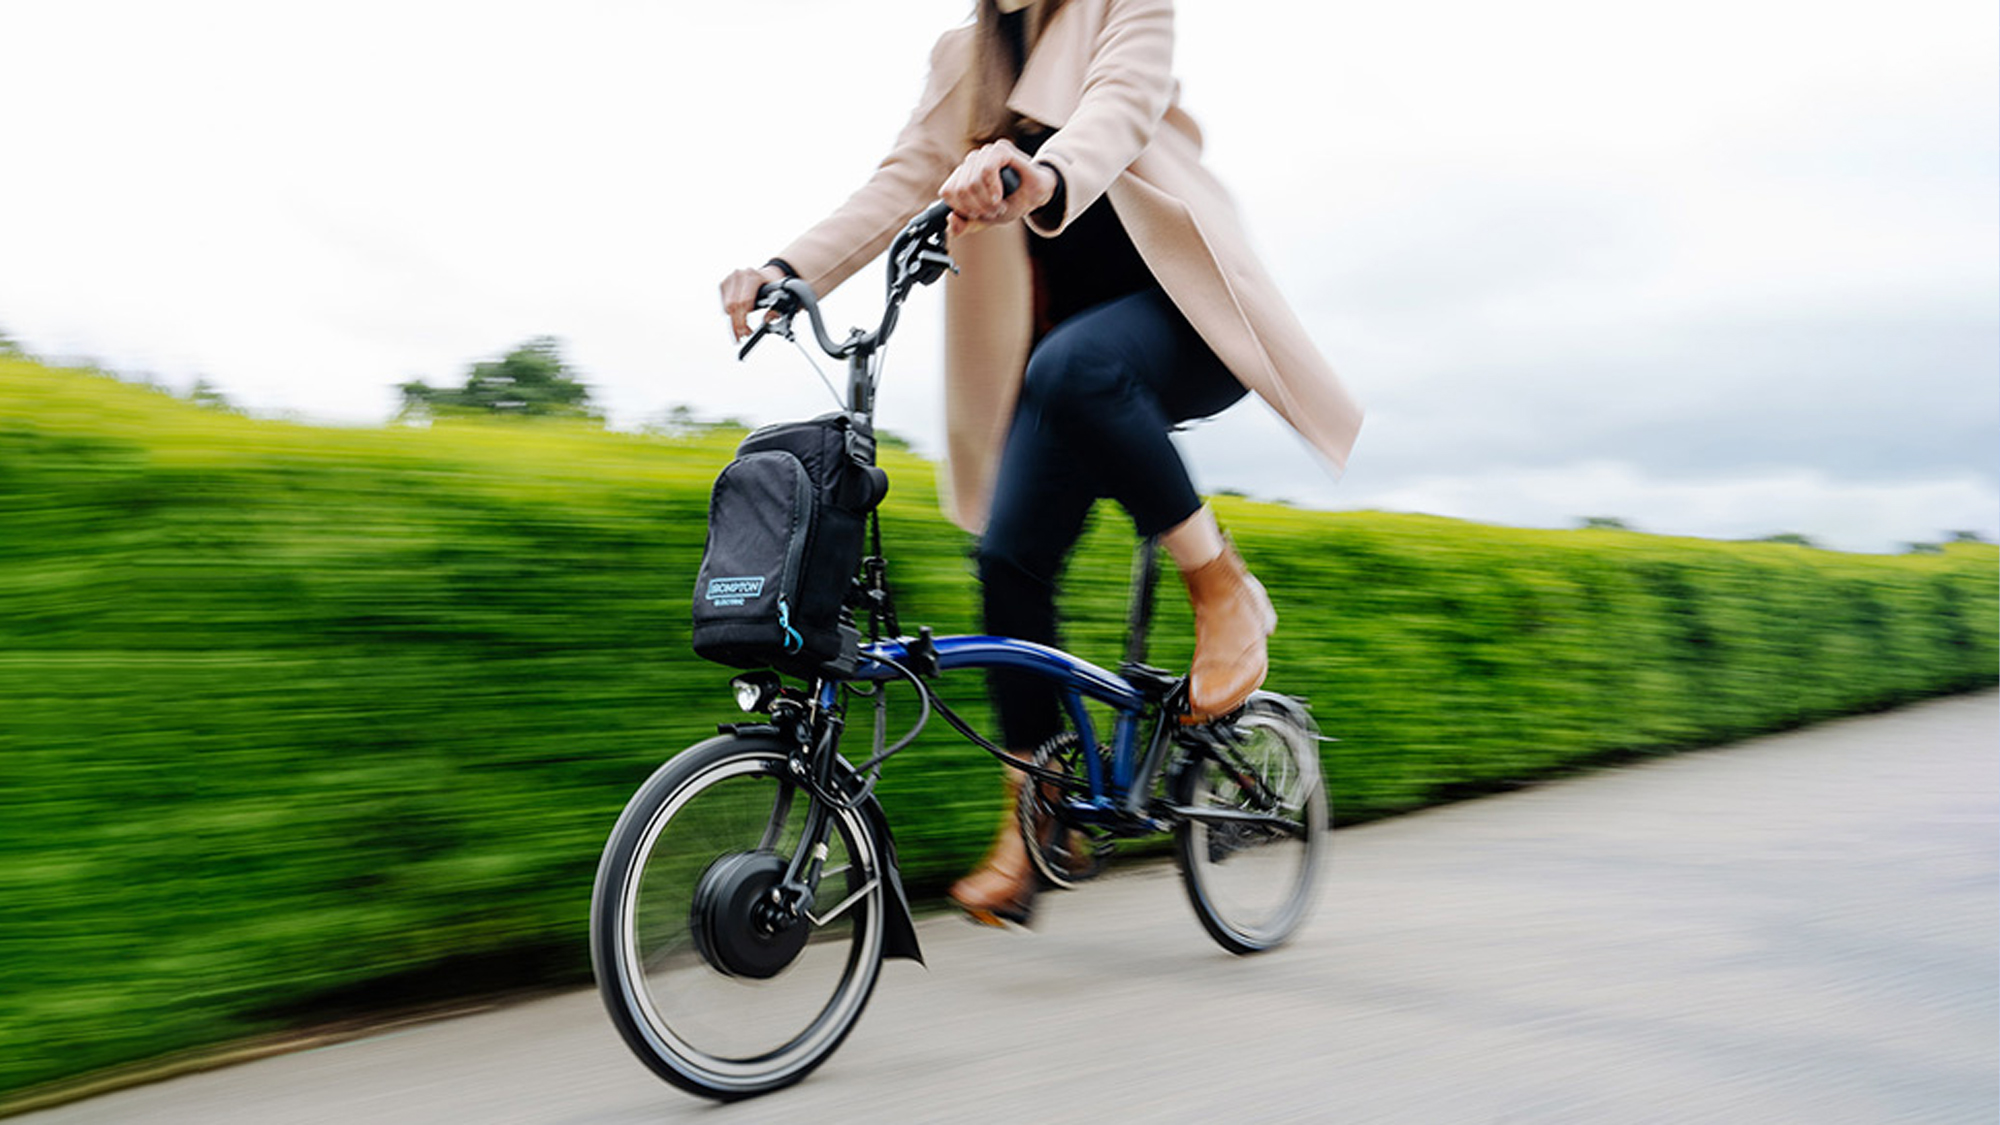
[908, 246, 958, 287]
[736, 311, 795, 361]
[738, 279, 807, 360]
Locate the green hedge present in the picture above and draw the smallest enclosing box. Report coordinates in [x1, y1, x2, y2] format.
[2, 359, 1993, 1099]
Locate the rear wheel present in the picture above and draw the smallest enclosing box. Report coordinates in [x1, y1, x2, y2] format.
[590, 736, 884, 1100]
[1172, 696, 1328, 954]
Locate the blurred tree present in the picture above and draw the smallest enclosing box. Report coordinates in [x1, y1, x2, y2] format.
[186, 377, 237, 412]
[642, 403, 759, 438]
[1946, 530, 1987, 544]
[1903, 542, 1945, 555]
[659, 403, 699, 436]
[0, 326, 24, 357]
[1579, 516, 1634, 531]
[400, 337, 599, 422]
[1758, 532, 1817, 548]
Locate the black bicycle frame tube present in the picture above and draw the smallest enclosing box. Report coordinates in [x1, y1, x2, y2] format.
[1122, 710, 1181, 820]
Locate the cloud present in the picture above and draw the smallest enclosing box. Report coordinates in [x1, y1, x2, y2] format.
[1336, 303, 2000, 484]
[1180, 406, 1995, 553]
[0, 0, 1993, 553]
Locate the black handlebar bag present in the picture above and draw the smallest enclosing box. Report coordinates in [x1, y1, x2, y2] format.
[691, 413, 888, 678]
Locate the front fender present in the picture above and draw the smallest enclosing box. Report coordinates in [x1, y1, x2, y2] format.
[853, 791, 925, 965]
[821, 752, 922, 964]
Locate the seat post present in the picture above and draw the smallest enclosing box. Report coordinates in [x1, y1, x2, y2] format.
[1124, 536, 1162, 667]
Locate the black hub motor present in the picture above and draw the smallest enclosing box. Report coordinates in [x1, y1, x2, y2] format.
[689, 851, 810, 980]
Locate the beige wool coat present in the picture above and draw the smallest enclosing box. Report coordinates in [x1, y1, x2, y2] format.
[776, 0, 1363, 532]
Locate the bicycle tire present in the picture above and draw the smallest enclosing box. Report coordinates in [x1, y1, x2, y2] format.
[590, 735, 885, 1100]
[1171, 695, 1329, 954]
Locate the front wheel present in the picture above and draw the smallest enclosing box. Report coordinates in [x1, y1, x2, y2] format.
[590, 736, 885, 1100]
[1171, 695, 1329, 954]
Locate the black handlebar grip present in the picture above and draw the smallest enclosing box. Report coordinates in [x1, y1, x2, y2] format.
[999, 165, 1021, 197]
[914, 198, 953, 230]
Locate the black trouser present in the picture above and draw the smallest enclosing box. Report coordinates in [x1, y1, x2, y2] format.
[979, 286, 1247, 748]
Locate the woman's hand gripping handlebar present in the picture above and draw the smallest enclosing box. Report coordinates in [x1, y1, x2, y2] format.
[938, 140, 1054, 238]
[736, 167, 1022, 365]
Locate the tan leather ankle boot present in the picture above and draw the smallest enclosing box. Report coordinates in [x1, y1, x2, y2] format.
[947, 760, 1040, 926]
[1179, 539, 1277, 721]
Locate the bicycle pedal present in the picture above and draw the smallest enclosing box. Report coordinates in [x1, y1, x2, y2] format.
[1116, 661, 1179, 702]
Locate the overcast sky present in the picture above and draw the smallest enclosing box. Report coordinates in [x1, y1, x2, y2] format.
[3, 0, 1994, 551]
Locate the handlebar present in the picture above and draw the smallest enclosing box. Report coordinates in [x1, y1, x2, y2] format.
[742, 167, 1024, 365]
[740, 278, 846, 361]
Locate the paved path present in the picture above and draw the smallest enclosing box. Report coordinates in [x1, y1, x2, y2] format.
[21, 692, 1996, 1124]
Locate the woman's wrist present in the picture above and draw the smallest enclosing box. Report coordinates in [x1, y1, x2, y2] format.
[1029, 162, 1066, 226]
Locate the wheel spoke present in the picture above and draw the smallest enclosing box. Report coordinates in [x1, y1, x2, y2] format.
[807, 877, 880, 926]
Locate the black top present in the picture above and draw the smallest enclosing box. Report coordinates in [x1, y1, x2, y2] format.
[1001, 11, 1156, 336]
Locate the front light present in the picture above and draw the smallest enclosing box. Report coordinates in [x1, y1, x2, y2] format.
[730, 672, 780, 713]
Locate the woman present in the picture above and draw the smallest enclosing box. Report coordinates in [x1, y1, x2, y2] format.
[719, 0, 1362, 927]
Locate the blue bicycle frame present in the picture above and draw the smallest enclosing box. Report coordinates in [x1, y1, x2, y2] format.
[845, 634, 1171, 826]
